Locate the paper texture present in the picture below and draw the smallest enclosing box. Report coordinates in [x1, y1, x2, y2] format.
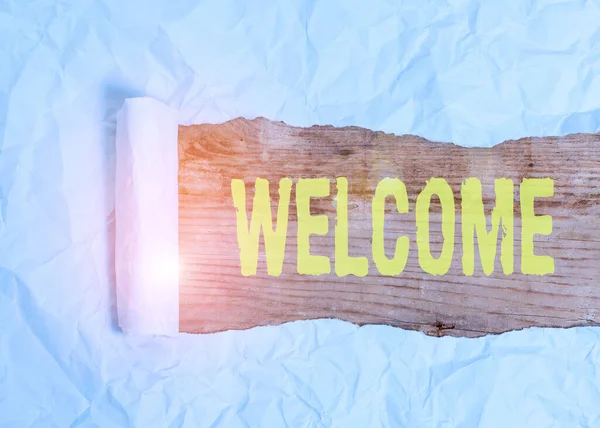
[115, 98, 180, 335]
[2, 0, 600, 426]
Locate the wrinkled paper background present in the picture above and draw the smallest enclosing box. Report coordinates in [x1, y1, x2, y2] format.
[2, 0, 600, 426]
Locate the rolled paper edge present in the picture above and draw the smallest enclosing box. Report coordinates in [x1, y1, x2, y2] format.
[115, 97, 179, 336]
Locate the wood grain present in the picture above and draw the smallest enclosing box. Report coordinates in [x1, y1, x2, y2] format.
[178, 117, 600, 337]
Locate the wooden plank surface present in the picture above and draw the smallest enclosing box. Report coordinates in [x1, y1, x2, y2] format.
[178, 117, 600, 337]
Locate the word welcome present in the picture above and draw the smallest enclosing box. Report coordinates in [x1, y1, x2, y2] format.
[231, 177, 554, 277]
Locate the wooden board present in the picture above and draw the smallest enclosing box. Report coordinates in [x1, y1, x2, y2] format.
[178, 117, 600, 337]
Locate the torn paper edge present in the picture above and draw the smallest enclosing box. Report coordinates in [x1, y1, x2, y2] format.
[115, 97, 180, 336]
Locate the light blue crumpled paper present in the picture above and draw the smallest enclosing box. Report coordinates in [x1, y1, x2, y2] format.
[1, 0, 600, 426]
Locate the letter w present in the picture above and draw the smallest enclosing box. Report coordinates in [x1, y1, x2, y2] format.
[231, 178, 292, 276]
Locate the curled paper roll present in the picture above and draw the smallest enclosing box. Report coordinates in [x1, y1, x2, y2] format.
[115, 97, 179, 335]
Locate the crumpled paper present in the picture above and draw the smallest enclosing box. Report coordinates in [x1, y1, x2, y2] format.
[1, 0, 600, 426]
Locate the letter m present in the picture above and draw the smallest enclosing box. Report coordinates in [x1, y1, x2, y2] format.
[461, 178, 514, 275]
